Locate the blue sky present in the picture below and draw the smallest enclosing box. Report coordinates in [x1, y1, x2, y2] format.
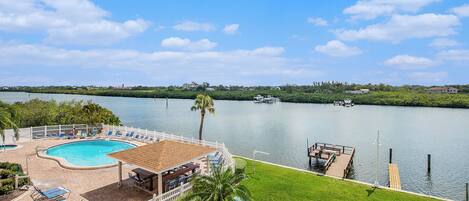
[1, 0, 469, 86]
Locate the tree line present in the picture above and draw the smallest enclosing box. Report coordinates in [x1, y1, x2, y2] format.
[0, 99, 121, 128]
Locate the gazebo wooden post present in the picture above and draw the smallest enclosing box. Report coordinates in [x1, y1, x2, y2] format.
[118, 161, 123, 187]
[158, 173, 163, 196]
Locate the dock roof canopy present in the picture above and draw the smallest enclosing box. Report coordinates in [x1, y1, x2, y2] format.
[108, 140, 216, 173]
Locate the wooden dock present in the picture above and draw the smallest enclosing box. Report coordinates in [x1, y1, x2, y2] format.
[307, 142, 355, 178]
[388, 163, 401, 190]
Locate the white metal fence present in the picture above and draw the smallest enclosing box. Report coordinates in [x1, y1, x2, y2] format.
[3, 123, 235, 201]
[103, 124, 235, 170]
[102, 124, 235, 201]
[1, 124, 103, 144]
[149, 182, 192, 201]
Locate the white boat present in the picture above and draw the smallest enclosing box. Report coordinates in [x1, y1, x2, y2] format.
[253, 95, 280, 104]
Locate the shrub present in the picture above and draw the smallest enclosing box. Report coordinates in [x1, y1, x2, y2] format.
[0, 169, 14, 179]
[235, 158, 247, 174]
[0, 178, 14, 186]
[0, 162, 22, 173]
[0, 185, 14, 195]
[18, 177, 30, 186]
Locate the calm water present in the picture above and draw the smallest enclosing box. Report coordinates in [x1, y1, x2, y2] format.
[1, 92, 468, 200]
[46, 140, 135, 166]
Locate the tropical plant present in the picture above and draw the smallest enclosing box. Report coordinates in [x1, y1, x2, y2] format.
[191, 94, 215, 140]
[0, 110, 19, 149]
[181, 166, 252, 201]
[6, 99, 121, 128]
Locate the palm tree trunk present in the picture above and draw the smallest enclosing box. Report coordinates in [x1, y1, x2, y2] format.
[198, 113, 205, 140]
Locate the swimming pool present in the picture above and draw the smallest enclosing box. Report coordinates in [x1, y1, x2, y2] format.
[45, 140, 135, 167]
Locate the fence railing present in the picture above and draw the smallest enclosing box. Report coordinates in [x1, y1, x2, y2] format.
[103, 124, 235, 170]
[149, 182, 192, 201]
[1, 124, 102, 143]
[4, 123, 235, 201]
[103, 125, 235, 201]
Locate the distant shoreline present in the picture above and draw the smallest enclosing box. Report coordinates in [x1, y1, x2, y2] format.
[2, 88, 469, 109]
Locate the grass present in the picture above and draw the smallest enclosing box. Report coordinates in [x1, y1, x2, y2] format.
[238, 158, 438, 201]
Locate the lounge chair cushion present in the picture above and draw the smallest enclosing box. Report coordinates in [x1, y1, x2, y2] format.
[41, 187, 70, 199]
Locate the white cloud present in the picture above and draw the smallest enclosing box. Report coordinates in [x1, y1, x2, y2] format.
[249, 47, 285, 56]
[314, 40, 362, 57]
[223, 24, 239, 34]
[307, 17, 328, 26]
[451, 4, 469, 17]
[407, 71, 448, 82]
[161, 37, 217, 51]
[46, 19, 149, 45]
[429, 38, 460, 48]
[0, 43, 322, 85]
[173, 21, 215, 32]
[336, 14, 460, 42]
[384, 55, 435, 69]
[344, 0, 440, 20]
[0, 0, 149, 45]
[437, 49, 469, 61]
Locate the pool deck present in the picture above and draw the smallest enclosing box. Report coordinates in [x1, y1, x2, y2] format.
[1, 138, 154, 201]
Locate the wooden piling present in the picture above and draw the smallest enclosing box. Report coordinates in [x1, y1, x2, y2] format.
[389, 148, 392, 164]
[427, 154, 431, 173]
[466, 183, 469, 201]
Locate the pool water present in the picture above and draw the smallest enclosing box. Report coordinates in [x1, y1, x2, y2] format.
[46, 140, 135, 167]
[0, 145, 17, 150]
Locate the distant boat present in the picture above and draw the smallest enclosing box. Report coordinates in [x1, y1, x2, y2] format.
[333, 99, 354, 107]
[253, 95, 280, 104]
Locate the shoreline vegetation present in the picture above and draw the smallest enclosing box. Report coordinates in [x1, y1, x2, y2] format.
[0, 99, 120, 128]
[2, 83, 469, 108]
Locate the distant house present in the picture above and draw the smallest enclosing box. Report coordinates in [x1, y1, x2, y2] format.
[345, 89, 370, 95]
[182, 82, 199, 90]
[426, 87, 458, 94]
[206, 87, 215, 91]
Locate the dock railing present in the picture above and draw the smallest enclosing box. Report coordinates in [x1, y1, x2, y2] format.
[324, 153, 336, 171]
[312, 142, 355, 155]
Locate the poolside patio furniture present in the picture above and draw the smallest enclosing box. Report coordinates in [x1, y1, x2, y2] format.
[47, 133, 59, 138]
[208, 152, 224, 166]
[107, 131, 113, 136]
[127, 131, 134, 138]
[31, 186, 70, 201]
[108, 140, 216, 196]
[131, 168, 156, 191]
[133, 134, 140, 140]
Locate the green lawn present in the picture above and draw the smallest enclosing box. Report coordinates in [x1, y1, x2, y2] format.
[238, 158, 438, 201]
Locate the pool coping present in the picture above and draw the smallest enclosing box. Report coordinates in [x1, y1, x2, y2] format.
[37, 139, 138, 170]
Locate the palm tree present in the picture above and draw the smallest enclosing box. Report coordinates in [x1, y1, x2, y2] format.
[191, 94, 215, 140]
[0, 110, 19, 150]
[181, 166, 252, 201]
[82, 102, 102, 134]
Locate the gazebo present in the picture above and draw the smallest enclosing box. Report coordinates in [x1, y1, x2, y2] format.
[108, 140, 217, 196]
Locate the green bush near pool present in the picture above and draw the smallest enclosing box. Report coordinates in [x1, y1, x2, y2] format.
[0, 162, 29, 195]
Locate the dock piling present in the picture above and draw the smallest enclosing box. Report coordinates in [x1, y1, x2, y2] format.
[389, 148, 392, 164]
[427, 154, 431, 173]
[466, 183, 469, 201]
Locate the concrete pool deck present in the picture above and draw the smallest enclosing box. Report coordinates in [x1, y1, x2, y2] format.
[1, 139, 153, 201]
